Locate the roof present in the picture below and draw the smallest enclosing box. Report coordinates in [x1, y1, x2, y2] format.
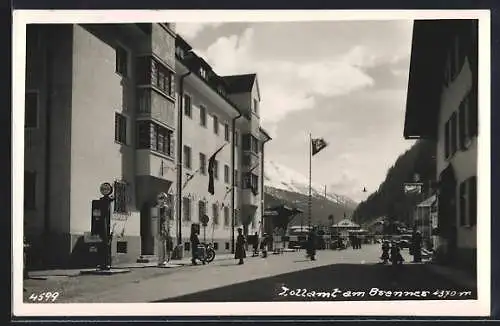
[259, 127, 272, 142]
[417, 194, 437, 208]
[332, 219, 360, 228]
[404, 19, 476, 139]
[222, 74, 257, 93]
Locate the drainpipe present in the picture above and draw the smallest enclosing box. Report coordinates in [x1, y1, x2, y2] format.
[176, 70, 191, 246]
[260, 136, 271, 236]
[230, 113, 243, 254]
[43, 27, 53, 265]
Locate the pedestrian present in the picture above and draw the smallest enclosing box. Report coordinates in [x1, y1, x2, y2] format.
[252, 232, 259, 257]
[412, 230, 422, 263]
[235, 228, 246, 265]
[190, 229, 205, 265]
[260, 233, 269, 258]
[306, 227, 318, 261]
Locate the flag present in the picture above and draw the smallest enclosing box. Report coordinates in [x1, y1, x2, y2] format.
[311, 137, 328, 156]
[183, 168, 200, 190]
[208, 143, 227, 195]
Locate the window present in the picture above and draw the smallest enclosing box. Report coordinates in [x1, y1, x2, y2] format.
[251, 137, 259, 153]
[199, 105, 207, 127]
[253, 99, 259, 114]
[198, 200, 206, 222]
[468, 89, 478, 138]
[113, 180, 128, 213]
[212, 204, 219, 225]
[199, 67, 207, 79]
[24, 171, 36, 210]
[115, 45, 128, 77]
[136, 121, 173, 156]
[243, 172, 259, 194]
[182, 197, 191, 221]
[199, 153, 207, 175]
[459, 176, 477, 227]
[214, 242, 219, 250]
[459, 181, 467, 226]
[151, 60, 174, 97]
[25, 91, 38, 128]
[225, 242, 230, 250]
[450, 112, 458, 155]
[234, 169, 239, 187]
[224, 124, 230, 141]
[115, 113, 127, 145]
[184, 94, 192, 117]
[234, 131, 239, 147]
[224, 206, 230, 226]
[459, 95, 472, 150]
[224, 165, 230, 184]
[242, 134, 251, 150]
[213, 115, 219, 134]
[183, 145, 192, 169]
[213, 160, 219, 180]
[116, 241, 128, 254]
[469, 176, 477, 226]
[242, 134, 259, 154]
[444, 120, 450, 159]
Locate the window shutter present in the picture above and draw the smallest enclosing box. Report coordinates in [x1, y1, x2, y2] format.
[468, 88, 478, 137]
[444, 121, 450, 158]
[459, 181, 467, 226]
[468, 176, 477, 226]
[458, 99, 467, 150]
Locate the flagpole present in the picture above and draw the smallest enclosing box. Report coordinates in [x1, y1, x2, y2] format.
[308, 133, 312, 229]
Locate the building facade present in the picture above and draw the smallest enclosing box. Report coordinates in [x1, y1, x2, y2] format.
[404, 20, 478, 271]
[23, 23, 270, 269]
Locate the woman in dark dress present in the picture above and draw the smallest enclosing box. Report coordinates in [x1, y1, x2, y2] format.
[235, 228, 246, 265]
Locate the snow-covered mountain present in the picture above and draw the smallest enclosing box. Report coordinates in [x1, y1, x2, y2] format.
[264, 160, 358, 208]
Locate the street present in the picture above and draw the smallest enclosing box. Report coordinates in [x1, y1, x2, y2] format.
[23, 244, 476, 303]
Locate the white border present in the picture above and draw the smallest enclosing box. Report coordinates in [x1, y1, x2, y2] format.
[12, 9, 491, 317]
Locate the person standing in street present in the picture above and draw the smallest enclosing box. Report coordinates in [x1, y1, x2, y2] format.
[235, 228, 246, 265]
[252, 232, 259, 257]
[190, 229, 205, 265]
[306, 227, 318, 261]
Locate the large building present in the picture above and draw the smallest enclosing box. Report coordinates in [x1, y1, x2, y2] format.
[404, 19, 478, 271]
[23, 23, 270, 269]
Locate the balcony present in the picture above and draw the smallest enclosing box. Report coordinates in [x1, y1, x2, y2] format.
[136, 149, 176, 181]
[137, 88, 176, 129]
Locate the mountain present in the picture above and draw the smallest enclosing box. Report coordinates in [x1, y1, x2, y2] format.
[263, 160, 358, 227]
[351, 139, 436, 227]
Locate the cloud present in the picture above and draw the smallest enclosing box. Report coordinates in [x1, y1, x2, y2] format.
[175, 23, 223, 39]
[198, 28, 375, 124]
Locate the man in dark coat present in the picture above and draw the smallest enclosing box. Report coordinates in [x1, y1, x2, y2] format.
[306, 227, 318, 260]
[235, 228, 246, 265]
[412, 230, 423, 262]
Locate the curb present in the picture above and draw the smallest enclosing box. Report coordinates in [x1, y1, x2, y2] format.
[422, 262, 477, 289]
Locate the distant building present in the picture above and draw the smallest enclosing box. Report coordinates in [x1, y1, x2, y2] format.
[404, 20, 478, 271]
[23, 23, 270, 269]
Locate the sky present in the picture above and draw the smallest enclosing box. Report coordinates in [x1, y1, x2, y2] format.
[175, 20, 417, 203]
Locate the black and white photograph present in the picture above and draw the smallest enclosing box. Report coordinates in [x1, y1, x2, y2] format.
[12, 9, 490, 317]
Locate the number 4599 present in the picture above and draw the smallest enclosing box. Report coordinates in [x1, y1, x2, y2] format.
[28, 291, 60, 302]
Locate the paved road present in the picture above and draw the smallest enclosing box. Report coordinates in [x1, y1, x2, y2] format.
[24, 244, 476, 303]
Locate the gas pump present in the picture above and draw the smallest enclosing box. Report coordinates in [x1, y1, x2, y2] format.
[90, 182, 114, 270]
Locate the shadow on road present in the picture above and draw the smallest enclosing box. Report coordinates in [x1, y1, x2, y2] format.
[153, 263, 477, 302]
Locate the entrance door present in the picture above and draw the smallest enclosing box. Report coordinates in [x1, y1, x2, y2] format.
[438, 165, 458, 260]
[140, 204, 154, 255]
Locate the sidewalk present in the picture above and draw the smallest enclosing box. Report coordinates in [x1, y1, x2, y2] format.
[423, 262, 476, 289]
[399, 248, 476, 289]
[26, 251, 254, 279]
